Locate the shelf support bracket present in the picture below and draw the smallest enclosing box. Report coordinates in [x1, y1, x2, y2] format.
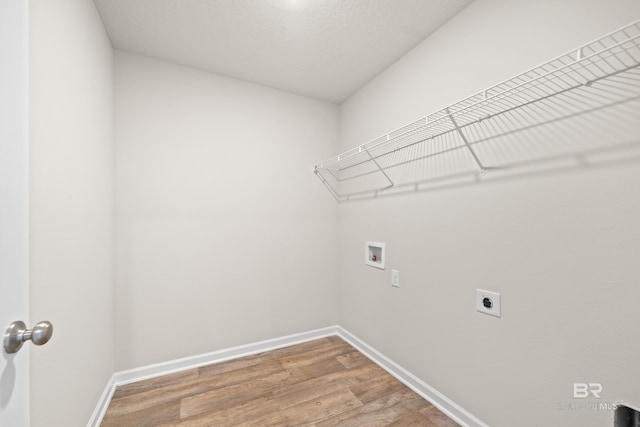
[446, 108, 486, 176]
[314, 167, 342, 202]
[316, 171, 342, 202]
[364, 149, 394, 188]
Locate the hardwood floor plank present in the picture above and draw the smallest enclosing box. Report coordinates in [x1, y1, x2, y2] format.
[336, 350, 371, 369]
[420, 405, 461, 426]
[266, 338, 335, 359]
[296, 356, 346, 378]
[315, 406, 399, 427]
[197, 353, 274, 378]
[387, 411, 440, 426]
[101, 337, 461, 427]
[101, 401, 181, 427]
[180, 396, 282, 426]
[348, 370, 406, 404]
[314, 399, 400, 427]
[112, 369, 199, 400]
[105, 378, 208, 417]
[233, 407, 289, 427]
[272, 363, 386, 409]
[391, 389, 433, 413]
[197, 358, 284, 387]
[277, 341, 352, 369]
[279, 388, 363, 425]
[315, 389, 416, 427]
[180, 370, 292, 418]
[326, 335, 345, 344]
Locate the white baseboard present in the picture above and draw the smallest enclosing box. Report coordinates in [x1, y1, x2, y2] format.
[87, 375, 115, 427]
[86, 326, 339, 426]
[111, 326, 340, 386]
[87, 325, 487, 427]
[335, 326, 489, 427]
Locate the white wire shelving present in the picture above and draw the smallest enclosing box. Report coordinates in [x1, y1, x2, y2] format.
[314, 20, 640, 201]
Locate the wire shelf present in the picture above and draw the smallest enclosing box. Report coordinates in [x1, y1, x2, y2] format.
[314, 20, 640, 201]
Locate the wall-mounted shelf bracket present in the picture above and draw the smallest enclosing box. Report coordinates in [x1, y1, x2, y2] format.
[446, 108, 486, 176]
[365, 148, 395, 189]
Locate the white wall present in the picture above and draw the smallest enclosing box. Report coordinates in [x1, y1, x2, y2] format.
[338, 1, 640, 426]
[0, 1, 29, 425]
[114, 52, 339, 370]
[29, 0, 114, 425]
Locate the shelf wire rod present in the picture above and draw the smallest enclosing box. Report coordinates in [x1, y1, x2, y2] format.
[511, 101, 559, 156]
[479, 70, 578, 113]
[576, 46, 637, 82]
[314, 169, 342, 201]
[528, 66, 567, 92]
[326, 167, 340, 182]
[468, 88, 640, 156]
[593, 79, 640, 97]
[446, 108, 486, 175]
[600, 69, 640, 85]
[572, 62, 607, 86]
[582, 53, 616, 78]
[546, 85, 629, 141]
[330, 125, 453, 175]
[580, 68, 639, 94]
[364, 147, 395, 188]
[340, 141, 471, 184]
[464, 60, 639, 130]
[522, 90, 583, 131]
[345, 111, 460, 162]
[572, 81, 633, 105]
[449, 37, 640, 122]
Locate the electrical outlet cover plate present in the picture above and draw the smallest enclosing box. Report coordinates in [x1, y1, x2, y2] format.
[476, 289, 501, 318]
[391, 269, 400, 287]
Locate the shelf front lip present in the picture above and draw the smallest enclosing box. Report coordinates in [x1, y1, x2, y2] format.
[314, 19, 640, 170]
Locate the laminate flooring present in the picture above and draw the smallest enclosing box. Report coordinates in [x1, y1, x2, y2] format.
[101, 336, 459, 426]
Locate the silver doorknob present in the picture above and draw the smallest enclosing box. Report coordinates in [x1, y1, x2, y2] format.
[3, 320, 53, 354]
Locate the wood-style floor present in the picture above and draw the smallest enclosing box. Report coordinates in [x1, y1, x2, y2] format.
[101, 336, 459, 426]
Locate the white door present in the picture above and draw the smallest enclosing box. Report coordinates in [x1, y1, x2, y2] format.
[0, 0, 30, 425]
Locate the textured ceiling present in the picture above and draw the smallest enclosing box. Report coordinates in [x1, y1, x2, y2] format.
[94, 0, 473, 103]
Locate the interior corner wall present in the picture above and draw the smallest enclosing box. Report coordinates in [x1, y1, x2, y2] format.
[29, 0, 114, 426]
[337, 1, 640, 426]
[113, 51, 339, 370]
